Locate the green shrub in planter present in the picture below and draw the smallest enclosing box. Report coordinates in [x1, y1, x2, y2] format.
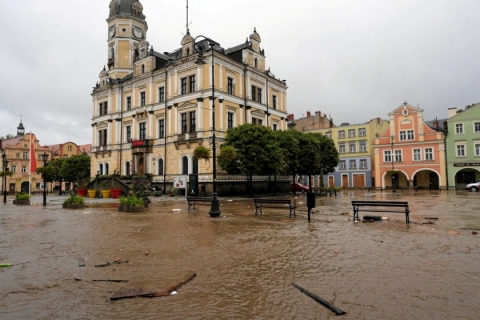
[15, 192, 31, 200]
[119, 195, 144, 207]
[64, 194, 85, 204]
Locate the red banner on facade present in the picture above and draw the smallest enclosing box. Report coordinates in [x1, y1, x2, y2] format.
[131, 140, 145, 147]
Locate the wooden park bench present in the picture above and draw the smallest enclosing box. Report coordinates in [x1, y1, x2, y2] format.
[253, 198, 296, 217]
[186, 197, 212, 212]
[351, 200, 410, 224]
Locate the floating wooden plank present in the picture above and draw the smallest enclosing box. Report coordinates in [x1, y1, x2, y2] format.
[110, 288, 158, 301]
[74, 278, 129, 283]
[292, 283, 346, 316]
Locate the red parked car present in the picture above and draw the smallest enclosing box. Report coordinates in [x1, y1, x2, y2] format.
[290, 182, 309, 193]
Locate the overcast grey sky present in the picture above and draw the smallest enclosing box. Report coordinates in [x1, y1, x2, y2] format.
[1, 0, 479, 145]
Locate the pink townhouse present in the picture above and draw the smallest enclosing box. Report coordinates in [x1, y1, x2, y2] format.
[373, 103, 446, 190]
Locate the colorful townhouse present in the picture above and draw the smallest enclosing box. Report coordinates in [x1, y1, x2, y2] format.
[0, 121, 50, 194]
[316, 118, 389, 188]
[445, 104, 480, 189]
[373, 103, 446, 189]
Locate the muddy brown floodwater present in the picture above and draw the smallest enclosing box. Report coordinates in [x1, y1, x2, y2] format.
[1, 190, 480, 319]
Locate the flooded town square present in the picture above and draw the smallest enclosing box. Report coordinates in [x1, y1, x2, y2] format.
[1, 190, 480, 319]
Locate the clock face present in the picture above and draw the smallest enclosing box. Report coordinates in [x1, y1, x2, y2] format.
[109, 26, 115, 38]
[133, 27, 143, 39]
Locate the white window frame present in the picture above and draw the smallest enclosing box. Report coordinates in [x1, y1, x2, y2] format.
[456, 143, 466, 157]
[394, 150, 402, 162]
[339, 160, 346, 170]
[455, 123, 464, 134]
[339, 143, 346, 153]
[474, 122, 480, 133]
[338, 130, 345, 138]
[399, 130, 414, 141]
[358, 128, 366, 137]
[384, 150, 392, 162]
[349, 160, 356, 169]
[424, 147, 434, 161]
[359, 141, 367, 152]
[349, 143, 356, 153]
[413, 148, 421, 161]
[348, 129, 355, 138]
[475, 142, 480, 156]
[360, 159, 367, 169]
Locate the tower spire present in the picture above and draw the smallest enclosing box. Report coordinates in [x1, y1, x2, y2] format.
[186, 0, 189, 34]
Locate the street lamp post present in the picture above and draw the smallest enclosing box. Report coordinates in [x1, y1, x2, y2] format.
[2, 153, 9, 204]
[194, 35, 221, 218]
[41, 152, 49, 206]
[391, 135, 396, 193]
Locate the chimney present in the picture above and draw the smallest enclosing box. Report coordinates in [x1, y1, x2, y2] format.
[287, 114, 294, 121]
[448, 107, 457, 118]
[306, 111, 311, 117]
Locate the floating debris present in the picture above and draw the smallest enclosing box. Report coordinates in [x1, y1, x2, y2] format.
[95, 260, 129, 268]
[77, 257, 86, 267]
[292, 283, 346, 316]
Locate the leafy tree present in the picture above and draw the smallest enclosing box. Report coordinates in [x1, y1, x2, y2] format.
[0, 134, 15, 140]
[220, 124, 282, 195]
[275, 129, 303, 186]
[217, 145, 241, 174]
[59, 154, 91, 188]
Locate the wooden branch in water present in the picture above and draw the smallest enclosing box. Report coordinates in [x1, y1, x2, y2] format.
[292, 282, 346, 316]
[153, 273, 197, 297]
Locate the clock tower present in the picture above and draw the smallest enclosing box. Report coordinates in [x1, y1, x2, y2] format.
[106, 0, 148, 79]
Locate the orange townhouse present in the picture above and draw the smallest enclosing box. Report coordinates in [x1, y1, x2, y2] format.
[373, 103, 446, 190]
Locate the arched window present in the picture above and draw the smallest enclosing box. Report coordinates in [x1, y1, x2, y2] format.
[186, 48, 190, 55]
[193, 158, 198, 174]
[105, 163, 109, 175]
[99, 164, 104, 175]
[158, 159, 164, 175]
[254, 58, 258, 68]
[126, 162, 131, 176]
[182, 156, 188, 174]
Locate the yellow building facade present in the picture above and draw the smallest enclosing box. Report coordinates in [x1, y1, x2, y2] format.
[91, 1, 288, 194]
[314, 118, 389, 188]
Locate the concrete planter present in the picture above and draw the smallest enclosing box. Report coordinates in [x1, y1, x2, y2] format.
[63, 202, 86, 209]
[13, 199, 31, 205]
[118, 205, 145, 213]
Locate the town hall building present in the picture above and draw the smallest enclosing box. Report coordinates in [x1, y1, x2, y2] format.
[91, 0, 289, 194]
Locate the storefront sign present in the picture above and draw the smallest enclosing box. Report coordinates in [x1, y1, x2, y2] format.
[453, 163, 480, 167]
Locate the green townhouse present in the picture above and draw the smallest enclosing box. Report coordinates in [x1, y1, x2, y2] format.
[446, 103, 480, 189]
